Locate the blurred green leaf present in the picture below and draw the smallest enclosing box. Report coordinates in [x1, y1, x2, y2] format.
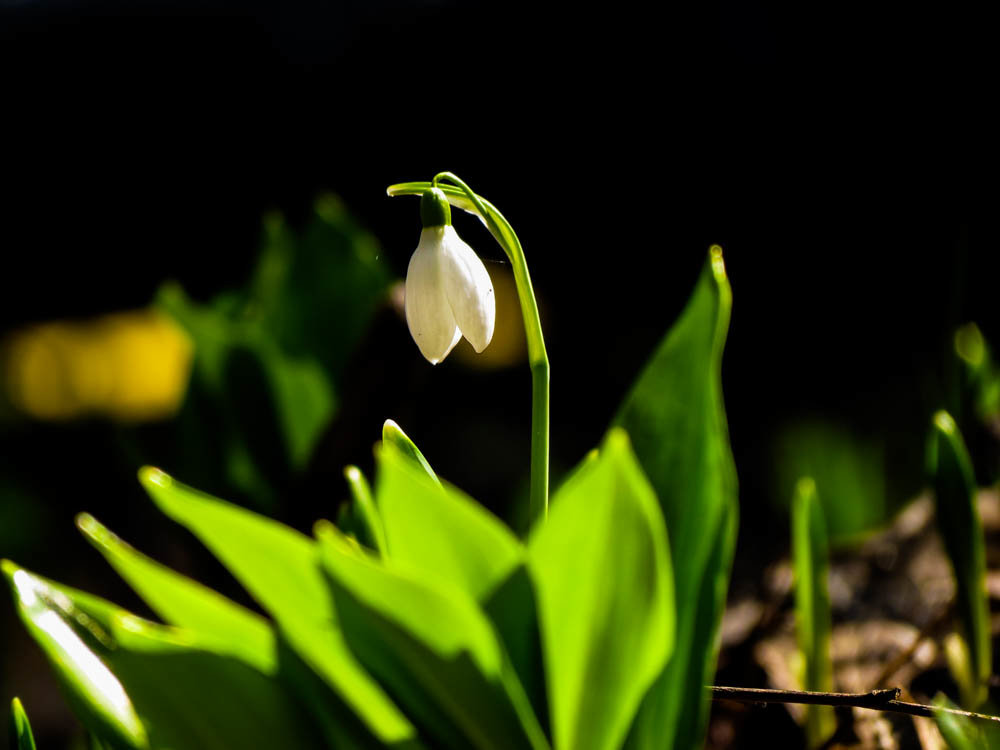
[149, 195, 390, 507]
[955, 323, 1000, 422]
[791, 478, 836, 748]
[317, 521, 548, 750]
[138, 466, 417, 747]
[933, 694, 1000, 749]
[344, 465, 387, 556]
[611, 246, 737, 750]
[774, 421, 888, 545]
[9, 698, 37, 750]
[376, 437, 522, 602]
[3, 562, 323, 749]
[928, 411, 990, 708]
[76, 512, 274, 674]
[529, 429, 674, 750]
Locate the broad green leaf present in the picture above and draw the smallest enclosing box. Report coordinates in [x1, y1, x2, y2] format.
[791, 478, 836, 748]
[3, 563, 324, 749]
[529, 429, 674, 750]
[382, 419, 440, 484]
[376, 439, 523, 601]
[138, 466, 417, 747]
[344, 465, 388, 555]
[3, 560, 149, 748]
[316, 521, 549, 750]
[76, 513, 274, 673]
[612, 246, 738, 750]
[928, 411, 990, 708]
[9, 698, 37, 750]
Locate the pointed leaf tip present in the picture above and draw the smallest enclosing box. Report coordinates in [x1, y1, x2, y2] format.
[10, 697, 37, 750]
[933, 410, 957, 434]
[138, 466, 171, 490]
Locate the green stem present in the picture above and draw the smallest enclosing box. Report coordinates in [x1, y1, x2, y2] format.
[387, 175, 550, 523]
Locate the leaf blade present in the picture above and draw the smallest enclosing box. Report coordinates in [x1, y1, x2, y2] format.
[529, 429, 674, 750]
[612, 246, 738, 750]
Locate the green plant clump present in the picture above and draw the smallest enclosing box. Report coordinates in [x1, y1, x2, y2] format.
[3, 177, 738, 750]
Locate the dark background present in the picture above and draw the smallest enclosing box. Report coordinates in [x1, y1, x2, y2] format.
[0, 0, 993, 743]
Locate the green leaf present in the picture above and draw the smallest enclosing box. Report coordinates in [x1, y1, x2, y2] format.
[612, 246, 738, 750]
[529, 429, 674, 750]
[147, 196, 390, 507]
[76, 512, 275, 674]
[316, 521, 549, 750]
[344, 465, 388, 556]
[932, 694, 1000, 749]
[3, 560, 149, 748]
[9, 698, 37, 750]
[928, 411, 990, 708]
[382, 419, 440, 484]
[138, 466, 417, 747]
[375, 438, 523, 602]
[791, 478, 836, 748]
[3, 562, 324, 749]
[482, 565, 550, 739]
[774, 420, 888, 544]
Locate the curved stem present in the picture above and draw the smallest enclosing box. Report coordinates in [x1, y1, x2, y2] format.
[387, 176, 549, 523]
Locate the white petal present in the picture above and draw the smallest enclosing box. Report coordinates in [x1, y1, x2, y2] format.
[405, 228, 463, 364]
[439, 226, 495, 353]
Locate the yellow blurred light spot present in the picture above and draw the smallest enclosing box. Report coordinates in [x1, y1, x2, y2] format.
[454, 264, 527, 369]
[3, 309, 193, 422]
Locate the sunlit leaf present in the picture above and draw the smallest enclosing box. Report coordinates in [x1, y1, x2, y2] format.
[928, 411, 990, 708]
[791, 478, 836, 748]
[3, 562, 324, 749]
[344, 465, 387, 556]
[375, 438, 522, 601]
[9, 697, 37, 750]
[76, 513, 274, 673]
[382, 419, 440, 484]
[529, 429, 674, 750]
[3, 561, 148, 748]
[316, 521, 548, 750]
[138, 466, 417, 747]
[612, 246, 738, 750]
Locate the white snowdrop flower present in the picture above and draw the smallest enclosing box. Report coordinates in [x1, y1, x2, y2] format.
[404, 188, 495, 364]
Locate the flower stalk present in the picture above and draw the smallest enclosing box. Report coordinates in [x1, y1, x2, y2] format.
[387, 173, 550, 523]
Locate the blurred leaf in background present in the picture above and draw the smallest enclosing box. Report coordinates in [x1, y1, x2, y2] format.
[928, 411, 990, 709]
[151, 194, 390, 507]
[1, 194, 390, 509]
[954, 323, 1000, 484]
[791, 477, 835, 748]
[773, 420, 888, 545]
